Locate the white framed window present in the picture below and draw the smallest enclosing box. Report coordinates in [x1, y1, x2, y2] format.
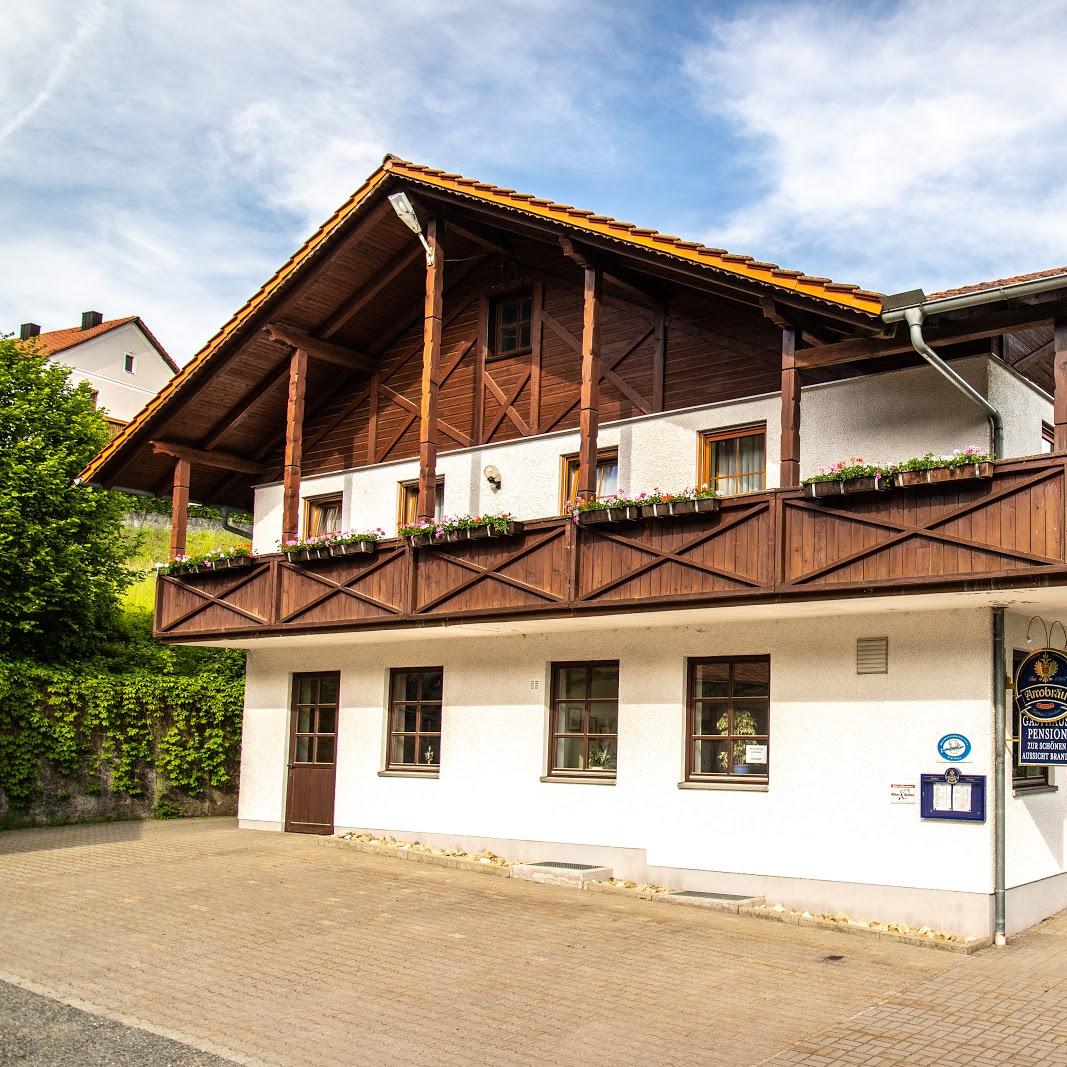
[124, 353, 136, 374]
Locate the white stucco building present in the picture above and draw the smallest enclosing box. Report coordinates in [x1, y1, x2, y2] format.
[86, 156, 1067, 942]
[21, 311, 178, 431]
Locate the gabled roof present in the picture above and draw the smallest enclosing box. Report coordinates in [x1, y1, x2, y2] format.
[81, 155, 883, 488]
[35, 315, 180, 374]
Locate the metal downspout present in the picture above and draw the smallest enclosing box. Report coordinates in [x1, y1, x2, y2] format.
[902, 307, 1004, 458]
[993, 606, 1007, 946]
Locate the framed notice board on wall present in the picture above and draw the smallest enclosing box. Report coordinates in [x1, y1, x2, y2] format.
[920, 769, 986, 822]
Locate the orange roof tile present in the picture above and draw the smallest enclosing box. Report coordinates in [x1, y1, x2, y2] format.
[383, 157, 885, 316]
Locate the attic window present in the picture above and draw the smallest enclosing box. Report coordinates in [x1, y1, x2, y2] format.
[490, 291, 532, 360]
[124, 353, 136, 374]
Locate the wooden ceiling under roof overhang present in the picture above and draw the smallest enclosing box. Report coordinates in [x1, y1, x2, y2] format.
[85, 157, 897, 510]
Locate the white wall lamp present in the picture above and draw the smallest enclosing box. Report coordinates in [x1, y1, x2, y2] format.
[388, 191, 435, 267]
[484, 464, 502, 490]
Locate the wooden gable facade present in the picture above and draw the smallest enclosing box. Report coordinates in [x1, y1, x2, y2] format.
[84, 156, 888, 526]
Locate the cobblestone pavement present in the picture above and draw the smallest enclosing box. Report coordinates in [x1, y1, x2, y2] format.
[0, 978, 230, 1066]
[0, 819, 1057, 1065]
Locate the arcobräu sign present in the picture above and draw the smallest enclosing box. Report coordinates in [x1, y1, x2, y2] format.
[1016, 647, 1067, 764]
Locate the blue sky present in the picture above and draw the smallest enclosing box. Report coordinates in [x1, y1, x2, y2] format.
[3, 0, 1066, 363]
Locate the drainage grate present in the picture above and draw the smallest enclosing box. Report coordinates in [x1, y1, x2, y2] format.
[531, 861, 599, 871]
[672, 890, 751, 901]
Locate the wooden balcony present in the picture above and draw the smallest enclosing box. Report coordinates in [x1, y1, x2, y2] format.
[155, 454, 1067, 641]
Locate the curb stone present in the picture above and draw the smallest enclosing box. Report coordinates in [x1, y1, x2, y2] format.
[319, 835, 512, 877]
[738, 906, 991, 954]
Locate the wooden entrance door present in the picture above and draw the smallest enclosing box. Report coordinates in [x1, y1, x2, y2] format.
[284, 672, 339, 834]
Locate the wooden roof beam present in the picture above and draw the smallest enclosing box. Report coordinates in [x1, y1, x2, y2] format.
[317, 244, 424, 340]
[263, 324, 377, 372]
[441, 217, 511, 256]
[151, 441, 266, 475]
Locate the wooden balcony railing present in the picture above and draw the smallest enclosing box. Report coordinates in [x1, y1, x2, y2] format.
[155, 453, 1067, 641]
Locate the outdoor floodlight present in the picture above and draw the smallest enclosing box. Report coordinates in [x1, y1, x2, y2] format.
[388, 191, 435, 266]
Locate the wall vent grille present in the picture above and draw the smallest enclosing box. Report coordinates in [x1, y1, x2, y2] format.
[856, 637, 889, 674]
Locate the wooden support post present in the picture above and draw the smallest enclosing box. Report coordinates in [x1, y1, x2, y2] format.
[170, 456, 191, 560]
[780, 324, 801, 488]
[577, 265, 603, 501]
[417, 217, 444, 524]
[281, 347, 308, 545]
[1055, 318, 1067, 452]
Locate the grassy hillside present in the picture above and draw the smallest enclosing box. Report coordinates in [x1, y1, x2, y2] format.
[124, 526, 248, 612]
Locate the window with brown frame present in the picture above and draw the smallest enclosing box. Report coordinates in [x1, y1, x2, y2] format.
[387, 667, 443, 771]
[489, 290, 533, 360]
[1013, 649, 1051, 790]
[548, 661, 619, 777]
[290, 672, 340, 766]
[1042, 421, 1055, 453]
[686, 657, 770, 782]
[699, 426, 766, 496]
[304, 494, 342, 539]
[398, 477, 444, 528]
[560, 448, 619, 510]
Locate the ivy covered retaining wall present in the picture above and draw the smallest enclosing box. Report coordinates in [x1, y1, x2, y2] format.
[0, 654, 245, 827]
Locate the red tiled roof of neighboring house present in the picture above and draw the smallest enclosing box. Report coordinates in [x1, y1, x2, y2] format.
[929, 267, 1067, 301]
[33, 316, 180, 374]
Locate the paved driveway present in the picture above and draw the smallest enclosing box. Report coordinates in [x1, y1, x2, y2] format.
[0, 818, 1062, 1065]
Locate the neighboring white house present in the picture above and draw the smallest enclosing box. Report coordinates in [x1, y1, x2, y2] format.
[20, 312, 178, 432]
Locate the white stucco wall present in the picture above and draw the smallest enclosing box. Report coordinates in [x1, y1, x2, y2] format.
[251, 355, 1052, 552]
[238, 607, 994, 902]
[51, 321, 174, 422]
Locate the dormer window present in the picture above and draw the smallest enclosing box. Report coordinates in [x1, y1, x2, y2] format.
[489, 290, 533, 360]
[124, 353, 136, 374]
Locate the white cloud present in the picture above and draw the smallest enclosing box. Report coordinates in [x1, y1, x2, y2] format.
[685, 0, 1067, 294]
[0, 0, 623, 361]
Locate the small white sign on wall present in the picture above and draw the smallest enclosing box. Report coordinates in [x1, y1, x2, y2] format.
[890, 783, 917, 804]
[745, 744, 768, 765]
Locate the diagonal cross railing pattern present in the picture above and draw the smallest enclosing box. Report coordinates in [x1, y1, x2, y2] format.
[155, 455, 1067, 640]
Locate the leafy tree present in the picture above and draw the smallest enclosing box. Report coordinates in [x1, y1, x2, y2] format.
[0, 336, 134, 659]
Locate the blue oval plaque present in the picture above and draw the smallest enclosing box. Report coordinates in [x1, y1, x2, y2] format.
[937, 733, 971, 761]
[1016, 647, 1067, 723]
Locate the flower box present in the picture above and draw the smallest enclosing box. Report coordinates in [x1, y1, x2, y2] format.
[576, 505, 644, 524]
[284, 540, 377, 563]
[893, 462, 994, 488]
[804, 476, 890, 499]
[638, 498, 720, 519]
[408, 521, 525, 548]
[165, 555, 254, 576]
[439, 520, 524, 543]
